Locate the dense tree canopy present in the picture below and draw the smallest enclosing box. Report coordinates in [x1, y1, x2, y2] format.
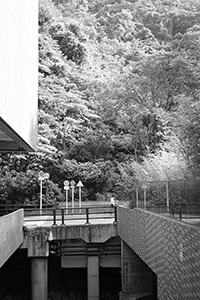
[1, 0, 200, 206]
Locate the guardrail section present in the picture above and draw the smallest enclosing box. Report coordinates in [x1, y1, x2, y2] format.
[0, 209, 24, 267]
[23, 206, 117, 227]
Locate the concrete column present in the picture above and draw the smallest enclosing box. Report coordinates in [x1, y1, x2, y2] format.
[31, 257, 48, 300]
[87, 256, 99, 300]
[120, 240, 154, 299]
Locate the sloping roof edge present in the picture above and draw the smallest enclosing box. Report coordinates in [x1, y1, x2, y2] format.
[0, 118, 35, 152]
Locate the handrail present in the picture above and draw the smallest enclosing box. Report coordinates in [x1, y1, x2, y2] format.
[137, 205, 200, 221]
[0, 204, 53, 216]
[23, 205, 117, 226]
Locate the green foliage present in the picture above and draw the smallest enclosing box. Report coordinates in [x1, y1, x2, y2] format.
[49, 22, 86, 64]
[1, 0, 200, 206]
[173, 96, 200, 174]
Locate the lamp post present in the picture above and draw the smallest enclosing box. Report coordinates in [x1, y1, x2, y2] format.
[38, 171, 50, 215]
[64, 180, 69, 213]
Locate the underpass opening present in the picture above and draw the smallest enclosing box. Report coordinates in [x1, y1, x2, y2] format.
[0, 229, 157, 299]
[48, 237, 121, 299]
[120, 240, 157, 300]
[0, 248, 31, 299]
[48, 258, 121, 300]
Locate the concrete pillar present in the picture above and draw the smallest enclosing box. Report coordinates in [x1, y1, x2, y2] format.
[120, 241, 154, 299]
[87, 256, 99, 300]
[31, 257, 48, 300]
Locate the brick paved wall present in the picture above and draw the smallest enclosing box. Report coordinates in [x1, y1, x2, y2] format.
[117, 207, 200, 300]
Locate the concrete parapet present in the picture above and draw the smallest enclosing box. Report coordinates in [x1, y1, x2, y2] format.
[0, 209, 23, 267]
[22, 223, 118, 257]
[49, 223, 118, 243]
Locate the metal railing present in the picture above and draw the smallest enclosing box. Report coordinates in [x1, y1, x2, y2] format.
[0, 203, 53, 216]
[23, 205, 117, 226]
[137, 205, 200, 224]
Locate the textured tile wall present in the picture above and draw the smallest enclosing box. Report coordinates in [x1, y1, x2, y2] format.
[117, 207, 200, 300]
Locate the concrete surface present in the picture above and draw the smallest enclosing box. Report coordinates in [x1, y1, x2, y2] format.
[0, 209, 24, 267]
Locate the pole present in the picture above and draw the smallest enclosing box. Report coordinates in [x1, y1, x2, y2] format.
[70, 180, 76, 214]
[144, 188, 146, 209]
[136, 187, 139, 207]
[86, 207, 89, 224]
[79, 186, 81, 213]
[114, 206, 117, 223]
[45, 180, 48, 204]
[65, 187, 68, 214]
[72, 187, 74, 213]
[61, 209, 65, 225]
[40, 180, 43, 215]
[53, 209, 56, 226]
[38, 171, 49, 215]
[166, 181, 169, 212]
[64, 180, 70, 214]
[77, 180, 83, 214]
[142, 183, 147, 209]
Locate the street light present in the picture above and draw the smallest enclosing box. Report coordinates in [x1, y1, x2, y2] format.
[38, 171, 50, 215]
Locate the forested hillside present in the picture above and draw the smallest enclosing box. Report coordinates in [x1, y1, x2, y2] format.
[1, 0, 200, 205]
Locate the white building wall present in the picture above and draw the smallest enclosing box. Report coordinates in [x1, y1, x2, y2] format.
[0, 0, 38, 150]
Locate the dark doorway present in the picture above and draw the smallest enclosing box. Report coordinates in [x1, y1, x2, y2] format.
[62, 268, 87, 299]
[100, 268, 121, 300]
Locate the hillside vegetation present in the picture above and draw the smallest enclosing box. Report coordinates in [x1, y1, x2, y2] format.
[1, 0, 200, 205]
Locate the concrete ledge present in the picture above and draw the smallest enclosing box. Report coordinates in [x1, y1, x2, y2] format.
[49, 223, 118, 243]
[0, 209, 24, 267]
[22, 223, 118, 257]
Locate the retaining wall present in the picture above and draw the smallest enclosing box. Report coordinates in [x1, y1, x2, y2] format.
[117, 206, 200, 300]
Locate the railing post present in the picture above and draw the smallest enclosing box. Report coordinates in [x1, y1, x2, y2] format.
[170, 207, 174, 218]
[86, 208, 90, 224]
[179, 208, 182, 221]
[61, 209, 65, 225]
[114, 206, 117, 223]
[53, 209, 56, 226]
